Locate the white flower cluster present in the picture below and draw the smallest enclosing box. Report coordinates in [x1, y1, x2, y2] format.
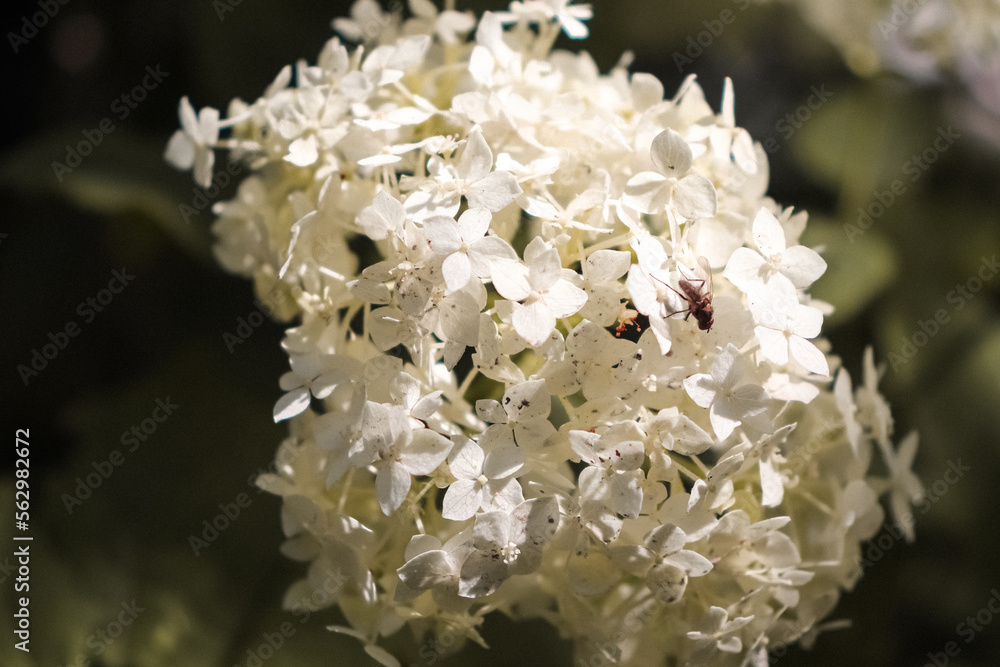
[166, 2, 923, 665]
[765, 0, 1000, 112]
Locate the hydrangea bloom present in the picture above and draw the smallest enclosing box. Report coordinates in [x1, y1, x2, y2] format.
[762, 0, 1000, 114]
[167, 3, 921, 665]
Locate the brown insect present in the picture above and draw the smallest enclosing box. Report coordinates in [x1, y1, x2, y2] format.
[656, 257, 714, 332]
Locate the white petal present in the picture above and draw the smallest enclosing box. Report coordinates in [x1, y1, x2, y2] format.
[644, 523, 687, 556]
[472, 510, 510, 548]
[756, 327, 790, 366]
[569, 429, 601, 464]
[311, 371, 343, 399]
[512, 300, 556, 347]
[424, 216, 463, 255]
[273, 388, 311, 422]
[377, 461, 411, 515]
[672, 173, 718, 220]
[666, 550, 713, 577]
[731, 128, 758, 174]
[442, 479, 483, 521]
[475, 399, 507, 425]
[668, 415, 715, 456]
[468, 236, 517, 278]
[760, 458, 784, 507]
[790, 304, 824, 339]
[483, 444, 524, 479]
[442, 251, 474, 293]
[524, 238, 562, 290]
[468, 170, 522, 212]
[683, 374, 717, 408]
[400, 429, 453, 475]
[192, 148, 216, 189]
[780, 245, 827, 288]
[650, 128, 693, 176]
[365, 645, 402, 667]
[458, 207, 491, 240]
[723, 247, 766, 293]
[622, 171, 669, 214]
[177, 97, 199, 136]
[502, 379, 551, 422]
[709, 404, 741, 441]
[485, 477, 524, 513]
[647, 562, 689, 604]
[789, 336, 830, 376]
[397, 550, 457, 589]
[164, 130, 195, 170]
[448, 439, 484, 479]
[358, 190, 405, 241]
[586, 249, 632, 282]
[541, 280, 588, 319]
[458, 551, 506, 598]
[490, 259, 531, 301]
[752, 208, 787, 256]
[286, 135, 319, 167]
[747, 283, 793, 330]
[457, 125, 493, 181]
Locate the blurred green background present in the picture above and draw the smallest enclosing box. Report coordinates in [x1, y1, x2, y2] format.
[1, 0, 998, 665]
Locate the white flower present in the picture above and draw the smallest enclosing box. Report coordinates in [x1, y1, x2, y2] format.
[475, 379, 557, 452]
[575, 249, 631, 327]
[424, 208, 516, 292]
[355, 401, 453, 515]
[610, 523, 713, 604]
[395, 530, 475, 607]
[684, 344, 773, 440]
[686, 606, 754, 657]
[164, 97, 219, 188]
[724, 208, 827, 294]
[502, 0, 593, 39]
[622, 128, 718, 220]
[273, 352, 351, 422]
[491, 237, 588, 346]
[357, 190, 407, 241]
[423, 125, 523, 215]
[173, 4, 919, 663]
[458, 498, 559, 597]
[747, 282, 830, 377]
[569, 422, 646, 522]
[442, 437, 524, 521]
[871, 430, 924, 542]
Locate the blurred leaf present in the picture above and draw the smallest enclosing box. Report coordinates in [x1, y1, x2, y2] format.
[794, 81, 934, 205]
[802, 216, 898, 324]
[0, 128, 211, 263]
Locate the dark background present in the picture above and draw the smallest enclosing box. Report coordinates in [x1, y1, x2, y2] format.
[2, 0, 999, 665]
